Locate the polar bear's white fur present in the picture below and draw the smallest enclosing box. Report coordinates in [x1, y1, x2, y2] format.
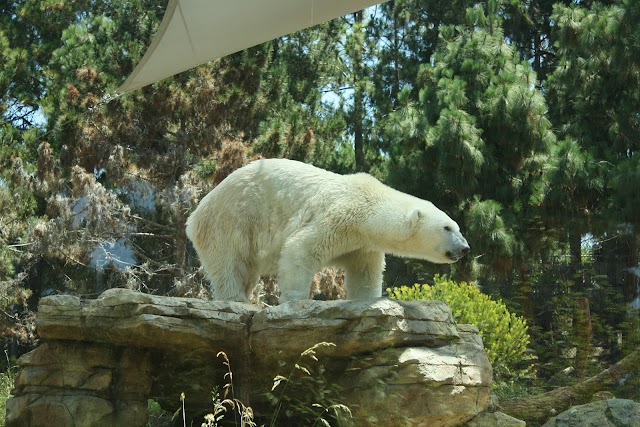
[186, 159, 469, 302]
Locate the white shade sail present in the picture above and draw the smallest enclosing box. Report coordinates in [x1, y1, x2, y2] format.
[117, 0, 387, 94]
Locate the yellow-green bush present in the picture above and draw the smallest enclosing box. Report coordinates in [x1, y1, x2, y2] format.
[1, 368, 15, 427]
[388, 275, 533, 382]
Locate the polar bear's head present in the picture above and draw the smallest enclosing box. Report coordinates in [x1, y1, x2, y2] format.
[395, 202, 470, 264]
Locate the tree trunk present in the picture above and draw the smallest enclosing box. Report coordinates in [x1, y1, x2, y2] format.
[519, 266, 534, 325]
[501, 349, 640, 425]
[175, 209, 187, 275]
[568, 226, 583, 290]
[391, 11, 400, 107]
[623, 231, 638, 303]
[573, 296, 592, 379]
[352, 10, 366, 173]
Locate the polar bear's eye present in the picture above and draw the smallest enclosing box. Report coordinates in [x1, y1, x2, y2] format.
[444, 226, 452, 232]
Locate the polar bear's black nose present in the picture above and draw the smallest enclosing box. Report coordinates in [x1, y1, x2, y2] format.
[446, 245, 470, 261]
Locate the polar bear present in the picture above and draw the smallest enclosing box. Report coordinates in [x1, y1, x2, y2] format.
[186, 159, 469, 302]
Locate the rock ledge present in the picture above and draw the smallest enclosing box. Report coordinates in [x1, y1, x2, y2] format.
[7, 288, 494, 427]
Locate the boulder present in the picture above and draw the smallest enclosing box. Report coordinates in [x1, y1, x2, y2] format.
[6, 288, 496, 427]
[464, 411, 527, 427]
[541, 398, 640, 427]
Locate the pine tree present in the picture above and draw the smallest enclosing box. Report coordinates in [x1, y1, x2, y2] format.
[385, 7, 555, 294]
[252, 20, 348, 170]
[539, 0, 640, 374]
[547, 0, 640, 303]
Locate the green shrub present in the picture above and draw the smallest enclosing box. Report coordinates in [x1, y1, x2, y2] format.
[146, 399, 172, 427]
[1, 364, 15, 427]
[193, 158, 217, 179]
[388, 275, 534, 382]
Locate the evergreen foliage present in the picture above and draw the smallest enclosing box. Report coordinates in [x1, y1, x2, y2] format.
[384, 10, 555, 282]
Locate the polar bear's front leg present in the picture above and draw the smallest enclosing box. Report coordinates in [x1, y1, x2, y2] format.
[338, 250, 385, 299]
[277, 234, 322, 302]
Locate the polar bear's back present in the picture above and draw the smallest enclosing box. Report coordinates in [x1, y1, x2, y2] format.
[186, 159, 358, 275]
[188, 158, 414, 241]
[214, 158, 348, 212]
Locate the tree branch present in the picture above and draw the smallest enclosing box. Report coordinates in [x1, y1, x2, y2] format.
[501, 349, 640, 425]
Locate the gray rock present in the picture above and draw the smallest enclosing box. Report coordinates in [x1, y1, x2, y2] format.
[7, 289, 495, 427]
[339, 336, 492, 426]
[542, 398, 640, 427]
[250, 297, 460, 367]
[36, 288, 259, 355]
[6, 342, 150, 427]
[464, 411, 526, 427]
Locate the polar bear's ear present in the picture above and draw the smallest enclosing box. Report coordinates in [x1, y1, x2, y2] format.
[407, 209, 423, 229]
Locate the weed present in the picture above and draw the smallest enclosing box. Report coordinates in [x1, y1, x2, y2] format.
[0, 352, 16, 427]
[173, 342, 351, 427]
[172, 343, 350, 427]
[173, 351, 256, 427]
[267, 342, 351, 427]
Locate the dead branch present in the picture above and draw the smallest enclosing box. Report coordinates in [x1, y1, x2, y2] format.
[501, 349, 640, 425]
